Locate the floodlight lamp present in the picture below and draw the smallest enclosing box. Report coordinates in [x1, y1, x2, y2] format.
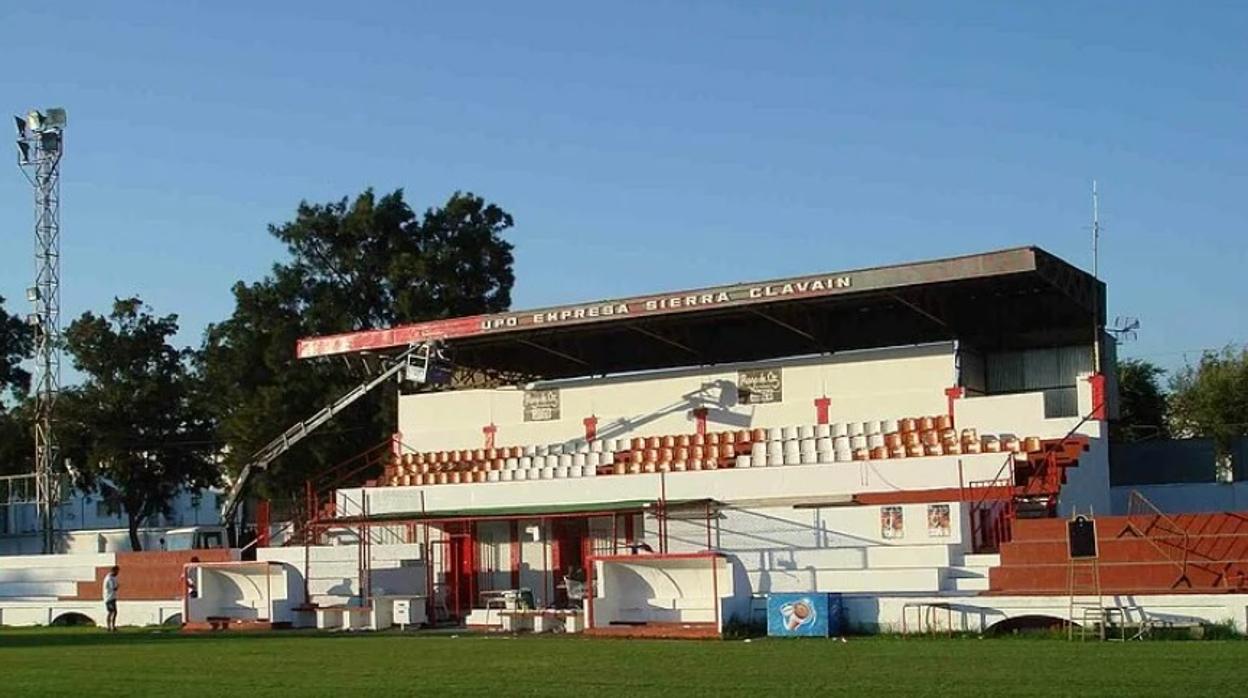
[26, 312, 41, 326]
[44, 107, 66, 129]
[14, 115, 25, 137]
[16, 141, 30, 165]
[26, 110, 44, 133]
[26, 287, 39, 302]
[39, 131, 60, 154]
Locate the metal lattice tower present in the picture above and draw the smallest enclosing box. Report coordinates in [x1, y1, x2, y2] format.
[15, 107, 65, 554]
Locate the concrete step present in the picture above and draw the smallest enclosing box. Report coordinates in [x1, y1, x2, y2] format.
[0, 567, 97, 583]
[0, 581, 80, 598]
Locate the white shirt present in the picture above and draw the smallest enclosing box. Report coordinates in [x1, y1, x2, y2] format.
[103, 574, 118, 602]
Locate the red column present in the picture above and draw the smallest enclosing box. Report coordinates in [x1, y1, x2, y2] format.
[944, 387, 964, 428]
[583, 415, 599, 443]
[256, 500, 270, 547]
[693, 408, 708, 435]
[509, 520, 521, 589]
[1088, 374, 1107, 420]
[814, 397, 831, 425]
[482, 423, 497, 449]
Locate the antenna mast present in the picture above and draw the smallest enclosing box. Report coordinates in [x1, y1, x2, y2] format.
[1091, 180, 1102, 374]
[15, 107, 66, 554]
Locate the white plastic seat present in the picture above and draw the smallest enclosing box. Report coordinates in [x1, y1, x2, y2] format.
[505, 458, 519, 470]
[781, 426, 799, 441]
[767, 427, 784, 441]
[540, 467, 555, 480]
[834, 448, 852, 463]
[783, 441, 801, 464]
[576, 442, 591, 454]
[850, 435, 868, 450]
[865, 421, 882, 436]
[559, 453, 574, 468]
[881, 419, 898, 434]
[519, 456, 533, 469]
[549, 443, 564, 455]
[766, 442, 784, 466]
[501, 470, 515, 482]
[585, 465, 597, 477]
[590, 440, 604, 453]
[815, 437, 833, 457]
[514, 469, 528, 481]
[848, 422, 864, 437]
[555, 466, 569, 479]
[751, 442, 766, 460]
[800, 450, 817, 465]
[833, 436, 850, 452]
[798, 425, 816, 440]
[487, 471, 500, 482]
[815, 424, 831, 439]
[867, 433, 886, 449]
[536, 444, 550, 457]
[800, 439, 816, 456]
[587, 452, 601, 467]
[523, 445, 537, 457]
[571, 465, 585, 478]
[736, 455, 752, 468]
[832, 423, 848, 438]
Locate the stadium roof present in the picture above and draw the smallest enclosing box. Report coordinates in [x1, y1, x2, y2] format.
[297, 246, 1104, 381]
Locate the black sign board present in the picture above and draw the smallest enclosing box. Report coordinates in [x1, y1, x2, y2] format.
[523, 389, 561, 422]
[1067, 516, 1098, 559]
[739, 369, 783, 404]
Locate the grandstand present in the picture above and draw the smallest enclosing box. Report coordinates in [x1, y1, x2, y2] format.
[5, 245, 1248, 635]
[285, 246, 1247, 636]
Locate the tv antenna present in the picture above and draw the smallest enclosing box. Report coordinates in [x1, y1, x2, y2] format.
[1106, 316, 1140, 343]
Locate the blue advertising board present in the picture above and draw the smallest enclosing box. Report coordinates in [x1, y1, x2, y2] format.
[766, 592, 842, 637]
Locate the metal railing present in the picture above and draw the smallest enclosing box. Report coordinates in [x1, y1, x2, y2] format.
[1119, 490, 1191, 589]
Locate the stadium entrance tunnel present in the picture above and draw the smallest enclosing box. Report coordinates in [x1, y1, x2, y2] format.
[51, 612, 97, 628]
[986, 615, 1068, 636]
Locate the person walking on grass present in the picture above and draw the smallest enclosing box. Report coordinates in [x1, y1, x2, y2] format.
[103, 566, 120, 632]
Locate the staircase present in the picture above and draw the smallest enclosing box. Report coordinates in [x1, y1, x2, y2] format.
[968, 436, 1089, 553]
[987, 512, 1248, 595]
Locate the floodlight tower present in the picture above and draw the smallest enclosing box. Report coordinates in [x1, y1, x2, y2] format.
[15, 107, 65, 554]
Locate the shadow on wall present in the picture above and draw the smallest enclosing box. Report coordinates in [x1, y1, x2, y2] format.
[591, 380, 752, 447]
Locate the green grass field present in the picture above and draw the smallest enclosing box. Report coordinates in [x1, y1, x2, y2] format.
[1, 629, 1245, 696]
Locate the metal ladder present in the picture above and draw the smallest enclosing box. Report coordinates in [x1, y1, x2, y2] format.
[1067, 556, 1104, 641]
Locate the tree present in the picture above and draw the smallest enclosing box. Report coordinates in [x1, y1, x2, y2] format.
[1169, 346, 1248, 456]
[61, 298, 219, 550]
[0, 295, 34, 474]
[199, 189, 515, 501]
[1112, 358, 1169, 442]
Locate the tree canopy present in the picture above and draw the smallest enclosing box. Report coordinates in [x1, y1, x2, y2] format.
[61, 298, 218, 550]
[1113, 358, 1170, 442]
[1169, 346, 1248, 452]
[0, 295, 34, 474]
[199, 189, 516, 502]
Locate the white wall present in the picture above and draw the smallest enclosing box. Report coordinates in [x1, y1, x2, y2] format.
[398, 344, 956, 452]
[341, 452, 1014, 518]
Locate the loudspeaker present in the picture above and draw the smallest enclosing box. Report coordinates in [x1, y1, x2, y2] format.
[1067, 516, 1098, 559]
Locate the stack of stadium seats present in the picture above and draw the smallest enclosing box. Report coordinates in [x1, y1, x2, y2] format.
[382, 440, 619, 486]
[597, 429, 763, 475]
[378, 418, 1050, 486]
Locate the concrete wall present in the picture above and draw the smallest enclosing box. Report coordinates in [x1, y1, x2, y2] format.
[1111, 482, 1248, 515]
[397, 344, 956, 452]
[342, 450, 1021, 518]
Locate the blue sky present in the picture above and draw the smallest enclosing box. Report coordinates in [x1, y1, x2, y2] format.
[1, 1, 1244, 376]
